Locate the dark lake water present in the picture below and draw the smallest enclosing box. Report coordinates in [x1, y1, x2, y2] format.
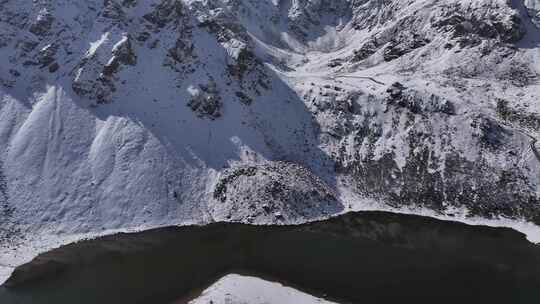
[1, 211, 540, 304]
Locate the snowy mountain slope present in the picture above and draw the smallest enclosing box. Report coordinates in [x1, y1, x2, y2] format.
[286, 0, 540, 220]
[0, 0, 540, 283]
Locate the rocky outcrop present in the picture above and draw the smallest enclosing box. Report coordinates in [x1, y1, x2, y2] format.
[187, 81, 222, 119]
[194, 2, 271, 93]
[345, 0, 529, 68]
[211, 161, 341, 223]
[142, 0, 185, 28]
[434, 9, 525, 46]
[286, 0, 351, 39]
[527, 0, 540, 26]
[0, 160, 9, 219]
[497, 99, 540, 131]
[28, 9, 54, 37]
[0, 159, 18, 247]
[303, 73, 540, 223]
[386, 82, 456, 115]
[383, 31, 430, 62]
[102, 36, 137, 77]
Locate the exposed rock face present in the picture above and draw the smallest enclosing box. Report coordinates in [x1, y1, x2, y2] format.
[0, 159, 17, 248]
[383, 33, 430, 62]
[309, 76, 540, 222]
[386, 82, 456, 115]
[194, 1, 271, 93]
[28, 9, 54, 37]
[211, 162, 341, 223]
[187, 81, 222, 119]
[103, 36, 137, 76]
[0, 160, 9, 220]
[497, 98, 540, 131]
[142, 0, 185, 27]
[294, 0, 540, 224]
[306, 76, 540, 223]
[435, 8, 525, 45]
[526, 0, 540, 26]
[343, 0, 529, 68]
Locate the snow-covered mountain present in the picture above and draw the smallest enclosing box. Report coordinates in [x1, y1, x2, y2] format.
[1, 0, 540, 281]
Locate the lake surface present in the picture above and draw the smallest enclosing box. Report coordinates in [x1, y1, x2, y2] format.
[1, 211, 540, 304]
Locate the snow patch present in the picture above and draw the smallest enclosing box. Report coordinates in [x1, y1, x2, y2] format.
[187, 273, 339, 304]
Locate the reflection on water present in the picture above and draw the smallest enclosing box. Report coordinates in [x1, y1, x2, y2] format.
[1, 211, 540, 304]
